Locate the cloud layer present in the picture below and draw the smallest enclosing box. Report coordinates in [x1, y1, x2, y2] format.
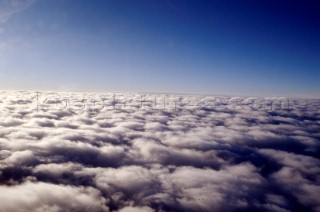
[0, 91, 319, 211]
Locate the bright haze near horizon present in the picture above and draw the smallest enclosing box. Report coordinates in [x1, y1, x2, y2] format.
[0, 0, 319, 96]
[1, 1, 320, 212]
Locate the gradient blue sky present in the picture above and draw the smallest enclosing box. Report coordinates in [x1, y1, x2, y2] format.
[0, 0, 319, 95]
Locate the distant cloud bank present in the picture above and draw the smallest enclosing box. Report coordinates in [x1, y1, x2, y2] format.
[0, 91, 319, 211]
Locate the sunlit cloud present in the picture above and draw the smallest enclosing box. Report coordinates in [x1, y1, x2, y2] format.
[0, 91, 319, 211]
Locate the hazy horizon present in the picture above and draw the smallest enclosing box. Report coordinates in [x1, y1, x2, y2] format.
[0, 1, 319, 212]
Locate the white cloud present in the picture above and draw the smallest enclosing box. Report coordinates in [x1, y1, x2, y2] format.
[0, 181, 109, 212]
[117, 206, 154, 212]
[0, 91, 319, 211]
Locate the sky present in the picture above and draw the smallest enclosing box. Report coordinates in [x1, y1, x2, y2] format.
[0, 0, 319, 96]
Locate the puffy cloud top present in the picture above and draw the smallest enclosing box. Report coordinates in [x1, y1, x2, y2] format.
[0, 91, 319, 211]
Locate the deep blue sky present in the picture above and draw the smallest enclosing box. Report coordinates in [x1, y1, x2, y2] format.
[0, 0, 319, 95]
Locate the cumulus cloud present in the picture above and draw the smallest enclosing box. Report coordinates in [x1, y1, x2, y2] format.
[0, 181, 108, 212]
[117, 206, 154, 212]
[0, 91, 319, 211]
